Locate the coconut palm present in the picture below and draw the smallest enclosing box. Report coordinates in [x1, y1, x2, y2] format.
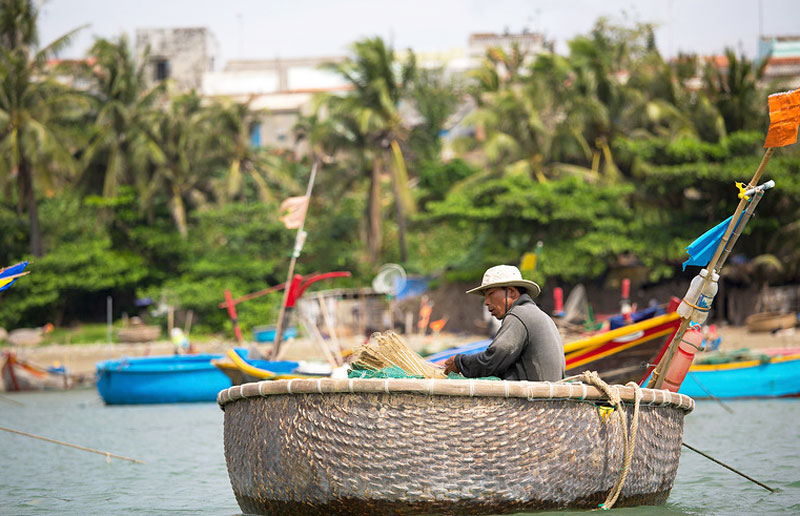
[703, 48, 768, 134]
[0, 0, 86, 256]
[205, 98, 301, 205]
[147, 91, 216, 236]
[77, 35, 166, 201]
[320, 37, 417, 263]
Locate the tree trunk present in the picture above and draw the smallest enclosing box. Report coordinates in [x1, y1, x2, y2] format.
[171, 185, 188, 237]
[388, 150, 408, 263]
[17, 155, 44, 257]
[368, 157, 382, 262]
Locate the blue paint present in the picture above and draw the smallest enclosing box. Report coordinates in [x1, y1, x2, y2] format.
[96, 354, 232, 404]
[249, 122, 261, 147]
[252, 326, 297, 343]
[679, 357, 800, 398]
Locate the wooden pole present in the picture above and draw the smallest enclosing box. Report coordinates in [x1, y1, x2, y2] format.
[0, 425, 145, 464]
[317, 292, 343, 365]
[650, 148, 775, 388]
[273, 160, 319, 358]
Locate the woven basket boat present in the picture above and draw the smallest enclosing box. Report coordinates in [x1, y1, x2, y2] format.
[218, 378, 694, 516]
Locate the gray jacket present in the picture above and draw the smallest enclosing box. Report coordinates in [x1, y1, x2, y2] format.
[455, 293, 565, 381]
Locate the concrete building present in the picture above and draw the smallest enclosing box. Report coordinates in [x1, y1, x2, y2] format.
[202, 56, 351, 152]
[135, 27, 219, 91]
[468, 31, 550, 67]
[758, 35, 800, 88]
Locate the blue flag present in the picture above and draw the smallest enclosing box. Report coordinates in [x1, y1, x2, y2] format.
[682, 215, 745, 271]
[0, 261, 28, 292]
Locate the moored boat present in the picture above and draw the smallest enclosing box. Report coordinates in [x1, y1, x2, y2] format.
[744, 311, 798, 333]
[96, 353, 232, 404]
[679, 347, 800, 398]
[2, 351, 93, 391]
[218, 377, 694, 516]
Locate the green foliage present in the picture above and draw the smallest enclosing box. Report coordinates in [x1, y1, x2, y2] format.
[1, 14, 797, 337]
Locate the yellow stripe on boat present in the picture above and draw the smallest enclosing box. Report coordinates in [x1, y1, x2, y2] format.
[562, 312, 680, 354]
[566, 328, 675, 371]
[224, 349, 312, 380]
[690, 353, 800, 372]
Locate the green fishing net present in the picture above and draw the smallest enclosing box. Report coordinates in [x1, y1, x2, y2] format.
[347, 364, 500, 381]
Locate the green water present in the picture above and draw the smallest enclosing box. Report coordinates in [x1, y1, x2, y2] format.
[1, 389, 798, 515]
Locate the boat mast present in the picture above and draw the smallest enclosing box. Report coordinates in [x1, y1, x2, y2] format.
[272, 159, 319, 358]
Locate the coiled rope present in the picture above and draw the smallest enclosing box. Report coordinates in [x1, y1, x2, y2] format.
[560, 371, 642, 510]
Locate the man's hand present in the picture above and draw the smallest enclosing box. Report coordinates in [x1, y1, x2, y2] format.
[443, 356, 460, 375]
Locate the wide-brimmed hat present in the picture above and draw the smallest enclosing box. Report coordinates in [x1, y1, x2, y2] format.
[465, 265, 541, 298]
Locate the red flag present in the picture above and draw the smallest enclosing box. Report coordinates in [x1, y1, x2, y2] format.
[764, 87, 800, 148]
[279, 196, 309, 229]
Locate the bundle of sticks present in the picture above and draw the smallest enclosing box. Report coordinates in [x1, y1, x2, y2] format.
[350, 330, 446, 379]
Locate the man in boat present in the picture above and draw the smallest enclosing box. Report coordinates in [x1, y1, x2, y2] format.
[443, 265, 565, 381]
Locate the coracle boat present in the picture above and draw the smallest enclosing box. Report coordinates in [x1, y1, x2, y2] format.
[218, 376, 694, 515]
[96, 353, 232, 404]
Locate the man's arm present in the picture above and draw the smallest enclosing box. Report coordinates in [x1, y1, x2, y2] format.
[455, 315, 527, 378]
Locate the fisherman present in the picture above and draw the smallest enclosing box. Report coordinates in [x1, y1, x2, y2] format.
[443, 265, 565, 381]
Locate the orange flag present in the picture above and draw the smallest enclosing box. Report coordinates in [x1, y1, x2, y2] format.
[764, 87, 800, 148]
[279, 196, 309, 229]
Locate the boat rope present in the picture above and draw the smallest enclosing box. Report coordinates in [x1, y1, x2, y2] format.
[0, 425, 145, 464]
[560, 371, 642, 510]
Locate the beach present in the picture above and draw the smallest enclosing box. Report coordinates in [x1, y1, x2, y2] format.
[7, 324, 799, 379]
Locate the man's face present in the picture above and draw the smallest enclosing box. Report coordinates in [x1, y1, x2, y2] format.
[484, 287, 509, 320]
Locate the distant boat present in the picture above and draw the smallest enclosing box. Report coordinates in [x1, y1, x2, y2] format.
[212, 348, 328, 385]
[95, 353, 232, 404]
[2, 351, 93, 392]
[745, 311, 798, 333]
[679, 347, 800, 399]
[252, 325, 297, 343]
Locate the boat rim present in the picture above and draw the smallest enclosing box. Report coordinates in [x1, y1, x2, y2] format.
[218, 377, 694, 413]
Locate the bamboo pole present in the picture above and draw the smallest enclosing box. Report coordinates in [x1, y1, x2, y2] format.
[650, 148, 775, 388]
[0, 425, 145, 464]
[273, 160, 319, 358]
[317, 292, 343, 365]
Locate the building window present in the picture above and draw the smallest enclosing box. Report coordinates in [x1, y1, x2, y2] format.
[249, 122, 261, 147]
[154, 59, 170, 81]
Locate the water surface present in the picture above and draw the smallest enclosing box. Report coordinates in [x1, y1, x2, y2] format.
[1, 390, 798, 515]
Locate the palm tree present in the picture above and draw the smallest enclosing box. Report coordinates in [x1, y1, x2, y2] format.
[320, 37, 417, 263]
[148, 91, 216, 236]
[703, 48, 768, 133]
[205, 97, 301, 205]
[78, 35, 166, 201]
[0, 0, 86, 256]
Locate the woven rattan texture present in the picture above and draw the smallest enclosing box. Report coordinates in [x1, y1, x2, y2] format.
[223, 392, 685, 516]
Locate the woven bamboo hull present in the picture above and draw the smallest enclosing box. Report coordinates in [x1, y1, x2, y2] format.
[220, 379, 691, 516]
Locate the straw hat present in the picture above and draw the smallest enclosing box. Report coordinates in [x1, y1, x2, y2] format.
[465, 265, 541, 298]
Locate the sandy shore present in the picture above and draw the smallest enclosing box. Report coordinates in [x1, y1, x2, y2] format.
[6, 324, 800, 377]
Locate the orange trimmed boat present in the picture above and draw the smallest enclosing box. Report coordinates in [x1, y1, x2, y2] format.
[1, 352, 92, 391]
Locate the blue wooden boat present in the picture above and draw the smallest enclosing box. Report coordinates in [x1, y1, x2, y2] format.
[679, 348, 800, 399]
[252, 325, 297, 343]
[96, 353, 232, 404]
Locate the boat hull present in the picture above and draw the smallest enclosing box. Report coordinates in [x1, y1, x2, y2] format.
[96, 354, 231, 404]
[679, 353, 800, 398]
[219, 378, 692, 516]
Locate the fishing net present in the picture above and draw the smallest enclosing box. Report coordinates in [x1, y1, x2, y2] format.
[347, 364, 500, 381]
